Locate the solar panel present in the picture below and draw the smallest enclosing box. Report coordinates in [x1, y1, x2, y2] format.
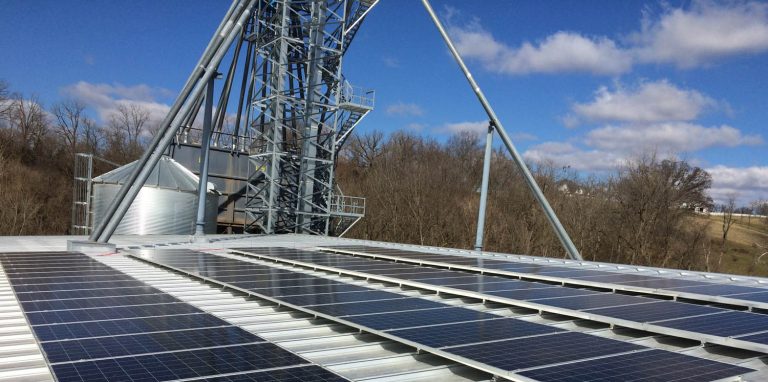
[388, 317, 564, 348]
[529, 293, 657, 310]
[50, 343, 307, 382]
[199, 365, 348, 382]
[33, 314, 230, 342]
[278, 290, 404, 306]
[42, 326, 260, 363]
[518, 349, 754, 382]
[585, 300, 723, 323]
[132, 249, 753, 381]
[446, 331, 644, 371]
[232, 247, 768, 353]
[657, 310, 768, 337]
[487, 286, 600, 301]
[0, 251, 342, 382]
[320, 245, 768, 309]
[307, 297, 446, 316]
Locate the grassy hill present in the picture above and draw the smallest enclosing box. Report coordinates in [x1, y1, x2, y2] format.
[699, 214, 768, 277]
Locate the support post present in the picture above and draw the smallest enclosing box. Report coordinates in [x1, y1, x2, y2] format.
[421, 0, 584, 261]
[474, 122, 494, 251]
[195, 75, 215, 237]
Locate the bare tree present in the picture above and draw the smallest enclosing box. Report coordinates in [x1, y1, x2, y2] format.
[7, 94, 48, 150]
[719, 195, 737, 269]
[345, 130, 384, 167]
[51, 99, 88, 154]
[106, 104, 150, 161]
[721, 196, 737, 241]
[0, 80, 9, 122]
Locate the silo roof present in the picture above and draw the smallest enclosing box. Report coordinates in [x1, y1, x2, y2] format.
[93, 155, 207, 192]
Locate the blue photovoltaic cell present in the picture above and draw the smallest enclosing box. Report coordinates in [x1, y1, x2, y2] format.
[14, 286, 162, 302]
[388, 318, 564, 348]
[307, 297, 445, 316]
[670, 284, 767, 296]
[726, 291, 768, 303]
[657, 310, 768, 337]
[519, 349, 754, 382]
[563, 273, 657, 283]
[343, 307, 498, 330]
[22, 294, 182, 312]
[200, 366, 347, 382]
[487, 287, 599, 301]
[445, 280, 551, 293]
[26, 303, 203, 325]
[42, 326, 261, 363]
[611, 278, 711, 289]
[50, 343, 308, 382]
[447, 331, 644, 371]
[586, 300, 723, 322]
[533, 293, 658, 311]
[277, 290, 402, 306]
[33, 313, 230, 342]
[734, 331, 768, 345]
[11, 280, 148, 293]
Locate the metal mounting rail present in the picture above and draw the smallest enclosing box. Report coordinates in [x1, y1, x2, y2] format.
[316, 247, 768, 312]
[230, 248, 768, 354]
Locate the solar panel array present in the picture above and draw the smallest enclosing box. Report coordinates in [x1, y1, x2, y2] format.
[320, 245, 768, 307]
[131, 249, 754, 382]
[233, 246, 768, 353]
[0, 251, 347, 382]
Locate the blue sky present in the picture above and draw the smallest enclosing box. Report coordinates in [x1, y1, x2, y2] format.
[1, 0, 767, 204]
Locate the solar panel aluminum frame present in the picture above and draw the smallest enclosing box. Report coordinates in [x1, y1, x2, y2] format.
[128, 252, 640, 380]
[315, 247, 768, 311]
[230, 249, 768, 354]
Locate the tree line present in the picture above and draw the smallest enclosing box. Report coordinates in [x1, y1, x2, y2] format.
[336, 130, 768, 274]
[0, 80, 152, 234]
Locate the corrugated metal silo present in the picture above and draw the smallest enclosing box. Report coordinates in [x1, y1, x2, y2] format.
[91, 156, 218, 235]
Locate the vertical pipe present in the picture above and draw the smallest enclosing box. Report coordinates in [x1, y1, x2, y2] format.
[195, 76, 215, 236]
[474, 122, 493, 251]
[421, 0, 583, 261]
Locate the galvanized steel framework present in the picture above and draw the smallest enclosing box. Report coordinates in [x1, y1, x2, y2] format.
[88, 0, 375, 242]
[245, 0, 375, 235]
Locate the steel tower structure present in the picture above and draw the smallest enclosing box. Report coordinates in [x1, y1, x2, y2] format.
[87, 0, 376, 244]
[245, 0, 375, 235]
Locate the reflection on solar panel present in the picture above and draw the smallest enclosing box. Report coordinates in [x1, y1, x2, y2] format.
[230, 247, 768, 354]
[0, 251, 347, 382]
[131, 249, 753, 381]
[320, 245, 768, 308]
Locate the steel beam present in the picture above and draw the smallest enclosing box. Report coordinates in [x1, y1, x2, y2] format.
[421, 0, 583, 261]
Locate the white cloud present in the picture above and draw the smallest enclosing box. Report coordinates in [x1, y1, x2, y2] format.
[434, 120, 489, 135]
[586, 123, 762, 153]
[632, 1, 768, 68]
[62, 81, 172, 124]
[706, 165, 768, 204]
[523, 142, 625, 171]
[385, 102, 424, 117]
[449, 1, 768, 76]
[451, 25, 632, 75]
[570, 80, 715, 124]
